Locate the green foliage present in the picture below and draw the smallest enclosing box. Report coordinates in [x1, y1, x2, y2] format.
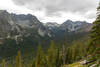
[89, 2, 100, 60]
[47, 41, 57, 67]
[85, 2, 100, 66]
[46, 41, 63, 67]
[65, 40, 89, 64]
[8, 64, 13, 67]
[56, 48, 62, 67]
[35, 43, 46, 67]
[67, 62, 83, 67]
[2, 59, 5, 67]
[0, 39, 90, 67]
[16, 51, 22, 67]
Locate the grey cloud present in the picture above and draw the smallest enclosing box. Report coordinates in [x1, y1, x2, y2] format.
[85, 12, 97, 19]
[12, 0, 98, 18]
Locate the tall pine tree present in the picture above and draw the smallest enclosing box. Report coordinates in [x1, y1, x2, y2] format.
[16, 51, 22, 67]
[89, 2, 100, 64]
[56, 48, 62, 67]
[35, 43, 45, 67]
[2, 59, 5, 67]
[47, 41, 57, 67]
[90, 2, 100, 54]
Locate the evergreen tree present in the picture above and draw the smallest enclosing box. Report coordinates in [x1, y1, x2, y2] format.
[68, 48, 73, 63]
[62, 45, 67, 65]
[90, 2, 100, 55]
[2, 59, 5, 67]
[66, 47, 70, 64]
[47, 41, 57, 67]
[88, 2, 100, 65]
[56, 48, 62, 67]
[35, 43, 45, 67]
[90, 2, 100, 48]
[32, 60, 36, 67]
[8, 64, 13, 67]
[16, 51, 22, 67]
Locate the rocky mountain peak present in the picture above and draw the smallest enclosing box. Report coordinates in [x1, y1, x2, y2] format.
[60, 20, 92, 32]
[44, 22, 60, 27]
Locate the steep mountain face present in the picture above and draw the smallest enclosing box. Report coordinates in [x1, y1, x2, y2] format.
[11, 14, 41, 28]
[0, 10, 12, 38]
[0, 10, 21, 38]
[12, 13, 52, 37]
[0, 10, 52, 38]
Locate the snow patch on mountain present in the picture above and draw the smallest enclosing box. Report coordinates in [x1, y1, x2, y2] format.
[38, 28, 45, 37]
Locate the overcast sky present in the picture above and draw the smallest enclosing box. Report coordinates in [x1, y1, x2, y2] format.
[0, 0, 99, 24]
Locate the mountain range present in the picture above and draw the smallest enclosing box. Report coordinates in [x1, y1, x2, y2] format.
[0, 10, 92, 58]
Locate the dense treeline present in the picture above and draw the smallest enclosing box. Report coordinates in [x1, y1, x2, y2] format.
[0, 40, 89, 67]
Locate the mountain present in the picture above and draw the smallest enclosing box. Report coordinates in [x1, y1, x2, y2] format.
[0, 10, 24, 45]
[0, 10, 92, 59]
[11, 14, 41, 28]
[0, 10, 52, 58]
[0, 10, 92, 40]
[44, 20, 92, 43]
[0, 10, 52, 43]
[45, 20, 92, 33]
[44, 22, 60, 28]
[11, 13, 52, 37]
[60, 20, 92, 32]
[0, 10, 16, 38]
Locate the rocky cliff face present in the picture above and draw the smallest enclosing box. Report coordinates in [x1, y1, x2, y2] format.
[0, 10, 16, 38]
[0, 10, 53, 44]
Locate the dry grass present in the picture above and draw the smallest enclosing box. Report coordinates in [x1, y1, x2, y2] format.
[64, 62, 84, 67]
